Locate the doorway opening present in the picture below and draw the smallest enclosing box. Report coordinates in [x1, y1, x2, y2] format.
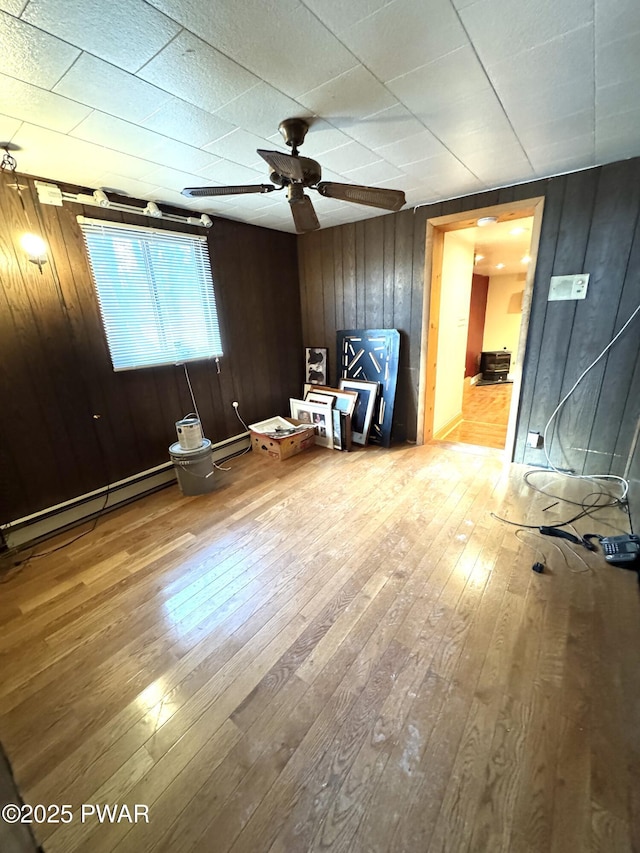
[417, 197, 545, 457]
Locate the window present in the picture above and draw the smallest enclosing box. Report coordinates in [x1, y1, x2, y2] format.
[78, 216, 223, 371]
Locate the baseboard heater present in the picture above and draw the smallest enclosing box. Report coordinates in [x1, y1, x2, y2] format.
[1, 432, 250, 551]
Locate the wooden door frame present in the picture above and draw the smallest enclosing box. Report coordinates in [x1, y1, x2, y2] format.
[416, 196, 546, 457]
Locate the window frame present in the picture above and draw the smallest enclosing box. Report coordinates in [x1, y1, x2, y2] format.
[78, 215, 223, 372]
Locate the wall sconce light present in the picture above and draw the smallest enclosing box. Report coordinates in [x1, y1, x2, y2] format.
[93, 189, 110, 207]
[143, 201, 163, 218]
[20, 232, 48, 273]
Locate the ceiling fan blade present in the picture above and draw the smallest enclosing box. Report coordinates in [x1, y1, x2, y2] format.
[316, 182, 406, 212]
[257, 149, 304, 182]
[182, 184, 276, 198]
[289, 193, 320, 233]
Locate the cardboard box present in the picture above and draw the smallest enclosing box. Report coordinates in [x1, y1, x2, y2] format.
[250, 417, 315, 461]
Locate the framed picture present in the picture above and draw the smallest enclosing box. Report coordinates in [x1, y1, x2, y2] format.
[337, 329, 400, 447]
[338, 378, 379, 445]
[289, 398, 334, 449]
[303, 384, 358, 417]
[305, 390, 336, 408]
[305, 347, 328, 385]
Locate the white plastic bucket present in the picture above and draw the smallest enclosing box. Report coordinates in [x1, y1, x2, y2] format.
[175, 416, 203, 450]
[169, 439, 215, 496]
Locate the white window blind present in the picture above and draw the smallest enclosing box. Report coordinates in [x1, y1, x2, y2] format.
[78, 216, 223, 371]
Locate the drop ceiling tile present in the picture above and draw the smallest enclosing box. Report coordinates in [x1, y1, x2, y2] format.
[527, 133, 594, 174]
[292, 121, 354, 157]
[222, 193, 282, 212]
[0, 0, 27, 13]
[298, 65, 398, 128]
[195, 160, 267, 185]
[414, 88, 511, 149]
[0, 11, 79, 88]
[0, 73, 91, 132]
[400, 150, 481, 187]
[341, 0, 467, 82]
[433, 174, 486, 200]
[515, 109, 594, 151]
[141, 165, 221, 194]
[53, 53, 173, 123]
[343, 103, 427, 150]
[91, 174, 164, 201]
[145, 0, 358, 99]
[141, 99, 237, 148]
[500, 78, 594, 129]
[70, 112, 216, 172]
[203, 128, 281, 168]
[374, 130, 445, 167]
[444, 127, 523, 162]
[9, 123, 118, 185]
[487, 27, 594, 103]
[596, 0, 640, 45]
[453, 138, 530, 174]
[138, 30, 261, 113]
[0, 113, 22, 141]
[597, 107, 640, 142]
[595, 126, 640, 164]
[459, 0, 593, 65]
[22, 0, 180, 73]
[301, 0, 391, 33]
[596, 80, 640, 120]
[597, 32, 640, 88]
[386, 46, 491, 116]
[341, 159, 405, 184]
[316, 140, 382, 174]
[214, 83, 311, 140]
[404, 186, 438, 206]
[142, 166, 218, 204]
[167, 194, 234, 214]
[466, 161, 536, 189]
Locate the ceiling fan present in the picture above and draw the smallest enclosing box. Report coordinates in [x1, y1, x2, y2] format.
[181, 118, 406, 233]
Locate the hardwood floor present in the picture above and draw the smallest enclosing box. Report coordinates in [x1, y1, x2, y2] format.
[444, 381, 513, 450]
[0, 442, 638, 853]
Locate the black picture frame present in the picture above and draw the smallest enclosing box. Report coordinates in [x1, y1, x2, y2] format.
[305, 347, 328, 385]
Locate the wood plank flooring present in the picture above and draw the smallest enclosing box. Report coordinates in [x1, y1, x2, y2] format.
[444, 382, 513, 450]
[0, 442, 639, 853]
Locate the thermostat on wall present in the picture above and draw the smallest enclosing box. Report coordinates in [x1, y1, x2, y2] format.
[548, 274, 589, 301]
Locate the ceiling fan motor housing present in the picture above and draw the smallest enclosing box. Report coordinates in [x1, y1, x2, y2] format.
[269, 156, 321, 188]
[278, 117, 310, 150]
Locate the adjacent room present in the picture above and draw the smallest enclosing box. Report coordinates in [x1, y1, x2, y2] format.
[1, 2, 640, 852]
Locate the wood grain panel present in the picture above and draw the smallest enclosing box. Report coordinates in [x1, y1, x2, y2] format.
[550, 162, 640, 475]
[0, 175, 301, 526]
[307, 161, 638, 475]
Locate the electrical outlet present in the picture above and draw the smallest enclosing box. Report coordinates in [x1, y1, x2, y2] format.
[527, 431, 543, 448]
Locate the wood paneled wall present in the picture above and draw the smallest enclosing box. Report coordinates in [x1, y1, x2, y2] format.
[298, 159, 640, 486]
[0, 175, 302, 526]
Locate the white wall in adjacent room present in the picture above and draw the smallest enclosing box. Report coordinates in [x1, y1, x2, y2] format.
[482, 273, 525, 366]
[434, 230, 475, 435]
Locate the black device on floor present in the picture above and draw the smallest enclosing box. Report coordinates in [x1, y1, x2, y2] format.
[600, 534, 640, 566]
